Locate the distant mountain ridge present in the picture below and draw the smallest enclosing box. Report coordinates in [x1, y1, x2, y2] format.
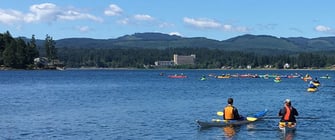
[33, 32, 335, 54]
[117, 32, 182, 41]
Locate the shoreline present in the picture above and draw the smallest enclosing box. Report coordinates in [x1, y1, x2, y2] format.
[49, 67, 335, 71]
[1, 66, 335, 71]
[2, 68, 334, 71]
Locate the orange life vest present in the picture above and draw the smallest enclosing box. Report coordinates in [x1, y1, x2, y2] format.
[284, 105, 291, 121]
[224, 105, 234, 120]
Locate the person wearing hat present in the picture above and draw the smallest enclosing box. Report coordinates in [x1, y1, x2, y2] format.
[223, 98, 242, 120]
[278, 99, 299, 127]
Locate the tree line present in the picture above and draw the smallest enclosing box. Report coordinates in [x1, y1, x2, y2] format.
[58, 47, 335, 69]
[1, 31, 335, 69]
[0, 31, 56, 69]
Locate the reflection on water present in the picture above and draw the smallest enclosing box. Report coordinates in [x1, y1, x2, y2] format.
[284, 132, 294, 140]
[282, 130, 296, 140]
[222, 125, 241, 139]
[223, 126, 236, 138]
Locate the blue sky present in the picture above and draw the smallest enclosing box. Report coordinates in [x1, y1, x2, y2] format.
[1, 0, 334, 40]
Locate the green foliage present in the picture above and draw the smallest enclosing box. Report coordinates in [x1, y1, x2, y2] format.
[45, 34, 57, 60]
[3, 41, 16, 67]
[26, 35, 39, 64]
[0, 31, 39, 69]
[54, 33, 335, 69]
[1, 31, 335, 69]
[57, 47, 335, 69]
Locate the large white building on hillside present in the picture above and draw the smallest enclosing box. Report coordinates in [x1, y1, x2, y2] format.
[154, 54, 196, 67]
[173, 54, 196, 65]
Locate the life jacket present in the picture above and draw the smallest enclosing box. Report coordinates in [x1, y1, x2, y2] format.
[224, 105, 235, 120]
[284, 105, 291, 121]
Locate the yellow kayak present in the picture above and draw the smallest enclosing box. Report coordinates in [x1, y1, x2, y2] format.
[307, 87, 317, 92]
[279, 122, 296, 132]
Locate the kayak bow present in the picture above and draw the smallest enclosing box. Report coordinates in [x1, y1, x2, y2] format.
[279, 122, 296, 133]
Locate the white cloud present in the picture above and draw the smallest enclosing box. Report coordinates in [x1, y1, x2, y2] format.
[0, 3, 103, 25]
[133, 14, 154, 21]
[222, 24, 248, 32]
[58, 10, 103, 22]
[183, 17, 221, 28]
[222, 24, 233, 31]
[25, 3, 60, 23]
[105, 4, 165, 28]
[315, 25, 331, 32]
[0, 9, 23, 24]
[183, 17, 248, 33]
[104, 4, 123, 16]
[315, 25, 335, 35]
[117, 14, 154, 25]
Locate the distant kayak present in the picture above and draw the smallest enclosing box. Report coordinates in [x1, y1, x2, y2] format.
[274, 79, 281, 83]
[216, 75, 230, 79]
[320, 76, 331, 79]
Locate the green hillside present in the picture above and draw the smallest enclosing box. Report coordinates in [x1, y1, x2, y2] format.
[221, 34, 302, 54]
[52, 33, 335, 55]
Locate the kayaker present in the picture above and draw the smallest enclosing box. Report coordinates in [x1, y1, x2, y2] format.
[223, 98, 242, 120]
[308, 81, 317, 88]
[313, 77, 320, 84]
[278, 99, 299, 126]
[202, 75, 206, 79]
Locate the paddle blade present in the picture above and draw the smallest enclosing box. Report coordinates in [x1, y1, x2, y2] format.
[217, 111, 223, 116]
[246, 117, 258, 122]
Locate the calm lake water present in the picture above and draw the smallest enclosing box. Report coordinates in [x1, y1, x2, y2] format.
[0, 69, 334, 139]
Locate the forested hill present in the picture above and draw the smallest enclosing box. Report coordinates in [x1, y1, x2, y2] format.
[48, 32, 335, 54]
[4, 31, 335, 69]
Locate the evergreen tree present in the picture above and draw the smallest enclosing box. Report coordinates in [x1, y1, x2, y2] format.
[0, 31, 14, 65]
[3, 41, 16, 68]
[15, 38, 27, 68]
[26, 35, 39, 64]
[45, 34, 57, 61]
[0, 34, 4, 65]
